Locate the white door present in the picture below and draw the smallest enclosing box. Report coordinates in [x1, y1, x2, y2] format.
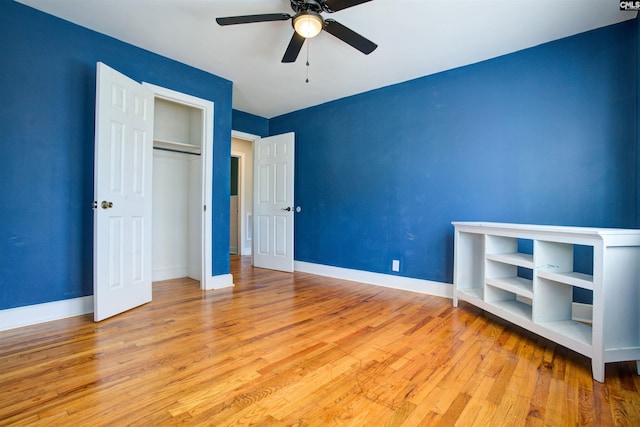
[94, 62, 154, 321]
[253, 133, 295, 272]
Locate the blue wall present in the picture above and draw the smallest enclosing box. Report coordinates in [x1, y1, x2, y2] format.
[1, 1, 637, 312]
[270, 20, 638, 287]
[0, 1, 233, 310]
[637, 17, 640, 228]
[232, 109, 269, 137]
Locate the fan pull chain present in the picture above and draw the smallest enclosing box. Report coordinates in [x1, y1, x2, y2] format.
[305, 38, 310, 83]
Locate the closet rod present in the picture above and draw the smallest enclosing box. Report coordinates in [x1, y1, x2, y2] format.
[153, 146, 201, 156]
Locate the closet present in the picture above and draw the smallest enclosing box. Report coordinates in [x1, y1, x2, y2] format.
[151, 96, 204, 282]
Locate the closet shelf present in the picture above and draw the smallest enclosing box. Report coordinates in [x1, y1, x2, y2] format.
[153, 139, 201, 155]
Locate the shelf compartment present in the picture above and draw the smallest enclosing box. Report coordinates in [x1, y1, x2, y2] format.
[485, 284, 532, 321]
[486, 252, 534, 268]
[454, 232, 484, 294]
[533, 277, 574, 324]
[537, 320, 592, 348]
[485, 235, 534, 268]
[534, 240, 593, 290]
[536, 270, 593, 290]
[485, 276, 533, 299]
[491, 299, 532, 321]
[457, 287, 484, 301]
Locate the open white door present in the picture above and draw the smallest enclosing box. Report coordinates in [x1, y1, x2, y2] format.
[93, 62, 154, 321]
[253, 133, 295, 272]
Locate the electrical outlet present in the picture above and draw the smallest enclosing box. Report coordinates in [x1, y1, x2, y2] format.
[392, 259, 400, 272]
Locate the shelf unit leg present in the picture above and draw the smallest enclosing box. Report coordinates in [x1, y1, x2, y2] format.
[636, 360, 640, 376]
[592, 360, 605, 383]
[453, 295, 458, 307]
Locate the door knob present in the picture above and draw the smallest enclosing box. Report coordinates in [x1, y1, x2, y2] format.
[281, 207, 292, 212]
[101, 201, 113, 209]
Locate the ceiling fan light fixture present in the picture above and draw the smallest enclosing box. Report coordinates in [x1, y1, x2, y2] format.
[293, 11, 323, 38]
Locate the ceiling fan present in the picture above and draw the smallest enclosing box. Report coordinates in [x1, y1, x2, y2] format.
[216, 0, 377, 63]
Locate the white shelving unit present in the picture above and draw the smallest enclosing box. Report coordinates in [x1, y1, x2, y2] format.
[452, 222, 640, 382]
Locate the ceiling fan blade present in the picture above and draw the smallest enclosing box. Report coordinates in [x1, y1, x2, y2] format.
[282, 32, 306, 63]
[323, 19, 377, 55]
[216, 13, 291, 26]
[324, 0, 373, 12]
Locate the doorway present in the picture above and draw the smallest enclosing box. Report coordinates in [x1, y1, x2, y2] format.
[228, 131, 296, 271]
[231, 132, 257, 257]
[230, 155, 239, 255]
[144, 83, 213, 286]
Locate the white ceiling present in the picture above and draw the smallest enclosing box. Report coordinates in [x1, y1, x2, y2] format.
[17, 0, 636, 118]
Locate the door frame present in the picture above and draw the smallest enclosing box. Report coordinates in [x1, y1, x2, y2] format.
[230, 151, 244, 255]
[232, 130, 260, 260]
[143, 83, 213, 290]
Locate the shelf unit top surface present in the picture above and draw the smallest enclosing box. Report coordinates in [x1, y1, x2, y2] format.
[453, 222, 640, 238]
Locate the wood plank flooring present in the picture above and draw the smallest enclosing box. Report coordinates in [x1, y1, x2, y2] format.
[1, 256, 639, 426]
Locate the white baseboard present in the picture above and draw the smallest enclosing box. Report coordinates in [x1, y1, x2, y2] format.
[187, 267, 202, 282]
[294, 261, 453, 299]
[293, 262, 595, 323]
[1, 272, 237, 331]
[572, 302, 593, 323]
[152, 266, 188, 282]
[0, 296, 93, 331]
[0, 270, 593, 331]
[203, 273, 234, 290]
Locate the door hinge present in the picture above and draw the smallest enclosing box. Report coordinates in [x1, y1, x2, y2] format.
[203, 205, 206, 212]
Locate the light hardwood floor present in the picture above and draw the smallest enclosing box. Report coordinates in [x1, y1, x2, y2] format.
[1, 256, 639, 426]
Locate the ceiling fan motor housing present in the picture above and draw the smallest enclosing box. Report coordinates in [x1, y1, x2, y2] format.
[290, 0, 326, 14]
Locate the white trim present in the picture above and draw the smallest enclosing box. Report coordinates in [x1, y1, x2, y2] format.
[572, 302, 593, 323]
[0, 296, 93, 331]
[0, 275, 592, 331]
[204, 273, 235, 290]
[232, 130, 260, 142]
[152, 267, 188, 282]
[231, 150, 246, 256]
[231, 130, 261, 264]
[294, 261, 453, 298]
[294, 262, 594, 322]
